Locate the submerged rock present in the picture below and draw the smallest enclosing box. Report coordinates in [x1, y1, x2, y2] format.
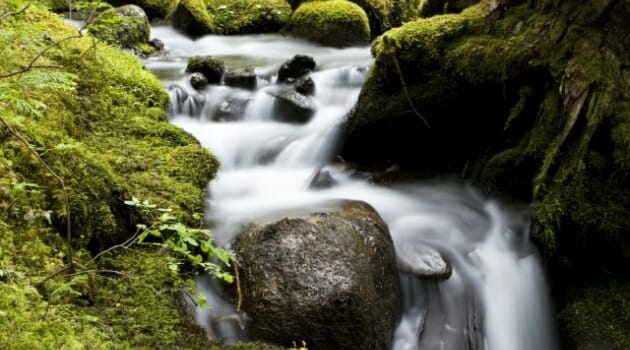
[224, 68, 257, 90]
[211, 96, 250, 122]
[397, 243, 452, 280]
[233, 200, 401, 350]
[277, 54, 316, 83]
[266, 86, 316, 123]
[287, 0, 370, 47]
[186, 56, 225, 84]
[308, 168, 337, 189]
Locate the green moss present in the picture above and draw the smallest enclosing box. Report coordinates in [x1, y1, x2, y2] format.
[173, 0, 291, 36]
[209, 0, 291, 34]
[106, 0, 179, 19]
[87, 5, 151, 51]
[0, 1, 227, 348]
[288, 0, 370, 47]
[288, 0, 423, 35]
[560, 282, 630, 350]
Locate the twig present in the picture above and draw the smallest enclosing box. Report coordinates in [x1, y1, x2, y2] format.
[232, 258, 243, 312]
[382, 36, 432, 130]
[391, 55, 432, 130]
[0, 34, 82, 79]
[0, 5, 30, 21]
[89, 229, 141, 264]
[0, 116, 74, 270]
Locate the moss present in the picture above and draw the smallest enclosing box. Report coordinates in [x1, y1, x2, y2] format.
[288, 0, 370, 47]
[106, 0, 179, 19]
[560, 282, 630, 350]
[209, 0, 291, 34]
[0, 1, 227, 348]
[288, 0, 423, 36]
[172, 0, 217, 36]
[87, 5, 151, 51]
[173, 0, 291, 36]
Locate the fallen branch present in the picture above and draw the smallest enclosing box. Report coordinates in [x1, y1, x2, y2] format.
[0, 5, 30, 21]
[232, 258, 243, 312]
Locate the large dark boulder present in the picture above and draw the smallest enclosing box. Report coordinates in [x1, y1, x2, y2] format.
[233, 200, 401, 350]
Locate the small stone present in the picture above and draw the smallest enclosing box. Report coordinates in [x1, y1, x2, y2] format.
[277, 54, 316, 83]
[295, 76, 315, 95]
[186, 56, 225, 84]
[189, 72, 208, 90]
[397, 243, 452, 280]
[224, 67, 257, 90]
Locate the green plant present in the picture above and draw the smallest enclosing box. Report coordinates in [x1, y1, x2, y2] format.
[124, 196, 234, 283]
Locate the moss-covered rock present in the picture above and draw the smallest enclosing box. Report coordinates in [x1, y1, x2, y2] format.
[173, 0, 291, 37]
[106, 0, 178, 20]
[87, 5, 152, 52]
[342, 1, 630, 347]
[288, 0, 370, 47]
[186, 55, 226, 83]
[287, 0, 424, 36]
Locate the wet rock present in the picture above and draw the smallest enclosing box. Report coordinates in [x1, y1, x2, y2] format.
[224, 68, 257, 90]
[189, 72, 208, 90]
[309, 168, 337, 189]
[211, 96, 250, 122]
[233, 200, 401, 350]
[186, 56, 225, 84]
[295, 76, 315, 95]
[172, 0, 213, 38]
[397, 243, 452, 280]
[149, 37, 165, 51]
[266, 86, 316, 123]
[277, 54, 316, 83]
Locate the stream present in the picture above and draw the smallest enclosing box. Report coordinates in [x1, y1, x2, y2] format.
[144, 26, 558, 350]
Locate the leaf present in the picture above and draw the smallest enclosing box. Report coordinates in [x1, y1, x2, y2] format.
[168, 263, 179, 272]
[124, 197, 140, 206]
[54, 143, 78, 151]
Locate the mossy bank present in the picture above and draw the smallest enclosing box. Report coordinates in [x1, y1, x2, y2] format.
[0, 1, 283, 348]
[342, 0, 630, 347]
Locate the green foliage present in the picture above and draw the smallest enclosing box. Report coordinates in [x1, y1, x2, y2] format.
[560, 282, 630, 350]
[0, 1, 225, 348]
[124, 196, 234, 283]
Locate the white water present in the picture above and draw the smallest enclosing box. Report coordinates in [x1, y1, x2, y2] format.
[147, 26, 558, 350]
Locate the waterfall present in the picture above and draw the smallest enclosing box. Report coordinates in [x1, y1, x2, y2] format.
[145, 26, 558, 350]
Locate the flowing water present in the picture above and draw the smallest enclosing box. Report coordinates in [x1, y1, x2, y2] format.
[146, 26, 558, 350]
